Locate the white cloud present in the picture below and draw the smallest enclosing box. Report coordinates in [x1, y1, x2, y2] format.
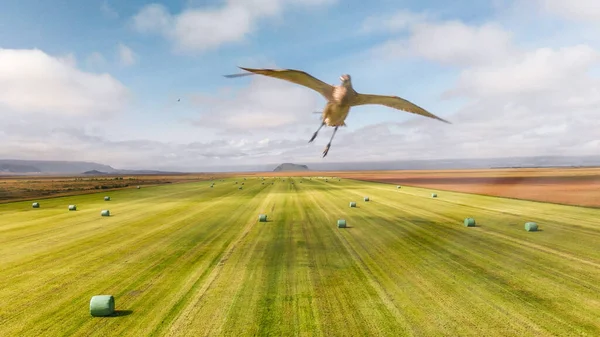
[189, 73, 324, 133]
[101, 0, 119, 19]
[447, 44, 600, 97]
[117, 43, 137, 66]
[371, 19, 515, 66]
[360, 8, 600, 161]
[361, 9, 431, 33]
[0, 48, 130, 116]
[131, 0, 337, 53]
[535, 0, 600, 22]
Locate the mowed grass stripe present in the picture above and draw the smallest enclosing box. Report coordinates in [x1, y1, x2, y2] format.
[0, 181, 244, 267]
[0, 180, 271, 336]
[334, 178, 600, 262]
[314, 178, 600, 336]
[1, 177, 599, 336]
[300, 184, 410, 336]
[161, 181, 281, 336]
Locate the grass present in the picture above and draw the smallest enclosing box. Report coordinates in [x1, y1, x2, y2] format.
[1, 176, 599, 336]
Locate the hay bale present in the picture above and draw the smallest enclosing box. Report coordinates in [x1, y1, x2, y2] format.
[431, 193, 437, 198]
[525, 222, 538, 232]
[137, 186, 140, 189]
[259, 214, 268, 222]
[68, 205, 77, 211]
[90, 295, 115, 317]
[397, 186, 401, 189]
[104, 196, 111, 201]
[337, 219, 347, 228]
[349, 202, 356, 208]
[32, 202, 40, 208]
[364, 196, 369, 202]
[238, 187, 243, 190]
[464, 218, 476, 227]
[101, 210, 110, 217]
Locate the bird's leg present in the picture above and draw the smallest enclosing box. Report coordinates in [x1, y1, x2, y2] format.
[309, 121, 325, 143]
[322, 126, 338, 158]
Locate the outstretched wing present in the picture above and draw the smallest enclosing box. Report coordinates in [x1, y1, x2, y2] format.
[350, 93, 451, 124]
[224, 67, 334, 100]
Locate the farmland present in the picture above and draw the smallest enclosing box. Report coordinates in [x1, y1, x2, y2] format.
[336, 167, 600, 208]
[1, 175, 599, 336]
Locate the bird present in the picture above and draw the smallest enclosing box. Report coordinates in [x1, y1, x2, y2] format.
[224, 67, 450, 157]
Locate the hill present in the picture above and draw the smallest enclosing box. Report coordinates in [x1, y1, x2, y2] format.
[273, 163, 310, 172]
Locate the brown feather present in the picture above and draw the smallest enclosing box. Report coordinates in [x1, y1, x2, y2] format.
[235, 67, 334, 100]
[349, 93, 450, 124]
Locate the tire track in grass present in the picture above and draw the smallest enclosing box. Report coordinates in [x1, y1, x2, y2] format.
[217, 182, 303, 336]
[3, 186, 256, 337]
[329, 180, 600, 336]
[161, 185, 278, 336]
[0, 183, 262, 336]
[313, 180, 548, 335]
[303, 187, 412, 336]
[0, 183, 242, 264]
[339, 181, 600, 274]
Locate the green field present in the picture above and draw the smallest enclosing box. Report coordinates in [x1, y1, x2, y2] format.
[1, 177, 599, 336]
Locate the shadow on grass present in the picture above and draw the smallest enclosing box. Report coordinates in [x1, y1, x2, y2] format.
[110, 310, 133, 317]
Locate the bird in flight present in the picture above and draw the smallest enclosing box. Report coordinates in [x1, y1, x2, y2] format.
[224, 67, 450, 157]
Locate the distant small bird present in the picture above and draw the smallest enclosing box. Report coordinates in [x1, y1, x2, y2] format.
[224, 67, 450, 157]
[177, 98, 181, 102]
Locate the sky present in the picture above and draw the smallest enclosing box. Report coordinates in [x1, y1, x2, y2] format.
[0, 0, 599, 171]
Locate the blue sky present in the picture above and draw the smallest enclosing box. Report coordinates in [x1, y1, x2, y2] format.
[1, 0, 599, 171]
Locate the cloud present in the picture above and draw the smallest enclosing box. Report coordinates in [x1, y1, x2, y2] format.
[359, 8, 600, 161]
[189, 73, 324, 134]
[447, 44, 600, 98]
[361, 9, 432, 33]
[131, 0, 337, 53]
[0, 48, 130, 116]
[370, 19, 515, 66]
[534, 0, 600, 22]
[101, 0, 119, 19]
[117, 43, 137, 66]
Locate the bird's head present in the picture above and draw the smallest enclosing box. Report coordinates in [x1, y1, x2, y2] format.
[339, 74, 351, 86]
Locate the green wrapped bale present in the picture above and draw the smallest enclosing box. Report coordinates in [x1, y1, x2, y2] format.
[464, 218, 476, 227]
[259, 214, 268, 222]
[431, 193, 437, 198]
[68, 205, 77, 211]
[90, 295, 115, 317]
[32, 202, 40, 208]
[349, 202, 356, 208]
[104, 196, 111, 201]
[525, 222, 538, 232]
[101, 210, 110, 217]
[364, 196, 369, 202]
[337, 219, 347, 228]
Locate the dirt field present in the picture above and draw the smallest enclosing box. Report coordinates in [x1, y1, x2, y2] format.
[333, 168, 600, 208]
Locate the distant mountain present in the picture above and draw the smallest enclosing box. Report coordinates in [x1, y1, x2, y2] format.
[0, 163, 42, 173]
[273, 163, 310, 172]
[0, 159, 184, 175]
[83, 170, 108, 175]
[0, 160, 116, 174]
